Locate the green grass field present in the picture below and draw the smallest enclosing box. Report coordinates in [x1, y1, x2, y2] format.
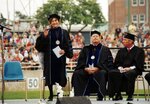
[0, 90, 148, 100]
[0, 90, 49, 99]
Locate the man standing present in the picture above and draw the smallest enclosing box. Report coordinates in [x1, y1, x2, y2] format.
[35, 14, 73, 101]
[72, 30, 114, 101]
[108, 33, 145, 101]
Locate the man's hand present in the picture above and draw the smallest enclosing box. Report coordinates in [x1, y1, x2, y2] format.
[59, 49, 65, 56]
[85, 67, 99, 74]
[118, 67, 131, 73]
[124, 67, 131, 72]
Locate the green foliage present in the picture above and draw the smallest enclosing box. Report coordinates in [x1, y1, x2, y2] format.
[35, 0, 106, 32]
[15, 11, 30, 19]
[0, 13, 6, 25]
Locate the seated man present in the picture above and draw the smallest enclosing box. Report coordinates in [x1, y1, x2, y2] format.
[108, 33, 145, 101]
[72, 30, 114, 101]
[145, 72, 150, 85]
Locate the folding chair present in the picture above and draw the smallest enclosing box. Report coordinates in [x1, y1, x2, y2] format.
[135, 75, 147, 101]
[4, 61, 27, 101]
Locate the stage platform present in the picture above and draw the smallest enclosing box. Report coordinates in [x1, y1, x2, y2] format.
[1, 98, 150, 104]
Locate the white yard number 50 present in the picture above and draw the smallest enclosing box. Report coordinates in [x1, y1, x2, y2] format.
[27, 77, 39, 89]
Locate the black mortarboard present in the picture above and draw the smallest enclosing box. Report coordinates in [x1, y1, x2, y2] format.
[47, 14, 60, 21]
[91, 30, 101, 36]
[124, 32, 135, 41]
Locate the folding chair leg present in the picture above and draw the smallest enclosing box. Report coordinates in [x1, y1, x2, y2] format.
[136, 76, 147, 101]
[148, 85, 150, 101]
[142, 77, 147, 100]
[25, 80, 27, 101]
[67, 77, 71, 96]
[137, 79, 139, 101]
[40, 77, 45, 100]
[40, 78, 42, 100]
[42, 80, 45, 99]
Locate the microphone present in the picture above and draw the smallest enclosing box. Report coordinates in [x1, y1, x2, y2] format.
[0, 24, 11, 30]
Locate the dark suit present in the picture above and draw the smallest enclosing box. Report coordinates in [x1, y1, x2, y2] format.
[72, 43, 114, 98]
[108, 46, 145, 97]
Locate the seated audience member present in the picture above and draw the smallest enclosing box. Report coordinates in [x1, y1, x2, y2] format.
[13, 49, 24, 61]
[108, 33, 145, 101]
[72, 30, 114, 101]
[32, 49, 40, 64]
[145, 72, 150, 85]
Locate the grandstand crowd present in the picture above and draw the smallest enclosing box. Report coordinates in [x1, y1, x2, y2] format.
[1, 23, 150, 67]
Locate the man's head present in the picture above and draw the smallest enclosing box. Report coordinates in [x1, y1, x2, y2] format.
[47, 14, 60, 28]
[90, 30, 102, 45]
[122, 32, 135, 48]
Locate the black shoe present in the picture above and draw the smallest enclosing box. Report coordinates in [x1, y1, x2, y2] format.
[48, 95, 53, 101]
[97, 97, 103, 101]
[109, 94, 115, 100]
[113, 93, 123, 101]
[126, 95, 133, 101]
[97, 94, 103, 101]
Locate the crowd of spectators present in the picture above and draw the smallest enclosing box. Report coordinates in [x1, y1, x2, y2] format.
[0, 23, 150, 69]
[0, 25, 41, 68]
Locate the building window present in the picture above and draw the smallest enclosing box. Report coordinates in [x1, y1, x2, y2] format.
[139, 14, 145, 23]
[132, 0, 138, 6]
[132, 15, 138, 23]
[139, 0, 145, 6]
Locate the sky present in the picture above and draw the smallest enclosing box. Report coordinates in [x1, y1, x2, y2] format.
[97, 0, 108, 20]
[0, 0, 108, 21]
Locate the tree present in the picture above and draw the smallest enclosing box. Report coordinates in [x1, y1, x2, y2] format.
[0, 13, 6, 25]
[15, 11, 30, 19]
[35, 0, 106, 33]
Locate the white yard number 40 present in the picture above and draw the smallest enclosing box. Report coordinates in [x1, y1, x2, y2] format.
[27, 77, 39, 89]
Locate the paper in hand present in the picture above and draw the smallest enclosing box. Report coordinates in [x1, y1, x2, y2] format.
[52, 46, 63, 58]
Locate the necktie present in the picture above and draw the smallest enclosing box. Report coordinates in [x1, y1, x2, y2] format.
[127, 48, 130, 52]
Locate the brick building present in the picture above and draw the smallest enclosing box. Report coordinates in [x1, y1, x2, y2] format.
[108, 0, 150, 33]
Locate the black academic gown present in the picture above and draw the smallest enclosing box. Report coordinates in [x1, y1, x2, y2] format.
[35, 27, 73, 87]
[114, 46, 145, 74]
[145, 72, 150, 85]
[72, 43, 114, 97]
[108, 46, 145, 97]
